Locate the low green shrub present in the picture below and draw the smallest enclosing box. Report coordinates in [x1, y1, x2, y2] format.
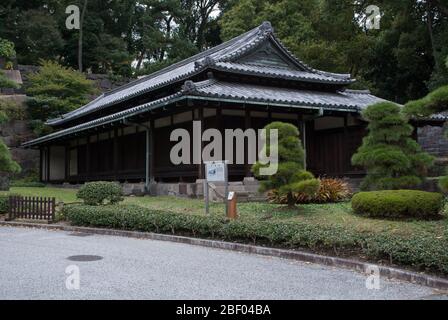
[352, 190, 444, 219]
[63, 203, 448, 274]
[0, 193, 19, 213]
[76, 181, 123, 205]
[0, 194, 8, 213]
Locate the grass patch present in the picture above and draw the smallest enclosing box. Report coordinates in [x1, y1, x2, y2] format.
[2, 187, 446, 238]
[1, 187, 80, 203]
[3, 187, 448, 274]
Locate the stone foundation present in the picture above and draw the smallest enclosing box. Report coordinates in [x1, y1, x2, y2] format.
[120, 178, 266, 202]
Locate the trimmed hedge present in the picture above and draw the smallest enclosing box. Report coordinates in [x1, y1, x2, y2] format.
[63, 204, 448, 274]
[352, 190, 444, 219]
[77, 181, 123, 205]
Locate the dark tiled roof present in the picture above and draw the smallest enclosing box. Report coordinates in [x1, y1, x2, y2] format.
[23, 92, 185, 147]
[46, 21, 354, 126]
[211, 62, 353, 85]
[183, 79, 385, 110]
[23, 79, 384, 147]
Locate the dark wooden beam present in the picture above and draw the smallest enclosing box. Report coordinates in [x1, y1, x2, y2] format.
[86, 135, 91, 181]
[245, 108, 252, 177]
[343, 114, 349, 174]
[149, 118, 155, 182]
[197, 107, 204, 179]
[46, 146, 50, 182]
[113, 128, 119, 181]
[65, 144, 70, 181]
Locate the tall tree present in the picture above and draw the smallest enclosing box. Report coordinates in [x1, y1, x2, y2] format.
[252, 122, 320, 208]
[25, 60, 97, 134]
[352, 102, 434, 190]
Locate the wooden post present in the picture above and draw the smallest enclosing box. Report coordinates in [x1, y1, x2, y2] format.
[245, 108, 252, 177]
[39, 148, 43, 182]
[51, 197, 55, 222]
[46, 146, 51, 182]
[113, 128, 119, 181]
[197, 107, 204, 179]
[65, 145, 70, 181]
[343, 114, 349, 174]
[149, 118, 155, 183]
[227, 192, 238, 220]
[86, 135, 91, 181]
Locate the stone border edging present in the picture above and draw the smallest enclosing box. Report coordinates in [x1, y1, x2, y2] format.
[1, 220, 448, 291]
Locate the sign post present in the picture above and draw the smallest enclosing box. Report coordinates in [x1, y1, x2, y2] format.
[204, 161, 228, 215]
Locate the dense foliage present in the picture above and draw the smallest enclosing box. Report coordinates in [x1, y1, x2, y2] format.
[0, 1, 446, 101]
[252, 122, 320, 207]
[0, 138, 21, 175]
[220, 0, 448, 103]
[267, 178, 351, 204]
[352, 102, 434, 190]
[0, 194, 8, 213]
[0, 71, 18, 89]
[403, 85, 448, 118]
[63, 203, 448, 274]
[77, 181, 124, 206]
[0, 38, 16, 60]
[403, 85, 448, 193]
[352, 190, 444, 219]
[25, 60, 97, 134]
[0, 110, 21, 176]
[0, 100, 27, 121]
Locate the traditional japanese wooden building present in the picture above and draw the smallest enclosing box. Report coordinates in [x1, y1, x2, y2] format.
[23, 22, 392, 195]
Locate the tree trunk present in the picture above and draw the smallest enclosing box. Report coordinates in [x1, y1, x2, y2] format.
[78, 0, 88, 72]
[427, 1, 439, 71]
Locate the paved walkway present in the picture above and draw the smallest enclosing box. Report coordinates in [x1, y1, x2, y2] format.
[0, 226, 446, 300]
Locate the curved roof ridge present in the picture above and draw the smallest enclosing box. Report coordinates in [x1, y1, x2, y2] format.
[48, 21, 355, 126]
[101, 25, 262, 98]
[268, 35, 351, 79]
[341, 89, 372, 94]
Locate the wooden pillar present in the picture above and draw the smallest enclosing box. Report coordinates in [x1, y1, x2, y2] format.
[245, 108, 252, 177]
[301, 121, 307, 171]
[197, 107, 204, 179]
[46, 146, 50, 182]
[217, 107, 224, 165]
[149, 118, 155, 182]
[343, 114, 349, 175]
[39, 148, 43, 182]
[113, 128, 119, 181]
[65, 144, 70, 181]
[86, 135, 91, 181]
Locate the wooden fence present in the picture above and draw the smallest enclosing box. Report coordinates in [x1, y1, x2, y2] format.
[8, 196, 55, 222]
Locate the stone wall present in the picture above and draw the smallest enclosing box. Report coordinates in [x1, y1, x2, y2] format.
[418, 125, 448, 177]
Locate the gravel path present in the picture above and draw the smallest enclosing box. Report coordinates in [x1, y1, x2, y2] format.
[0, 226, 446, 300]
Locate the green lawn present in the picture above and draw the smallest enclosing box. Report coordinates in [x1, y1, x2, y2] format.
[2, 186, 447, 239]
